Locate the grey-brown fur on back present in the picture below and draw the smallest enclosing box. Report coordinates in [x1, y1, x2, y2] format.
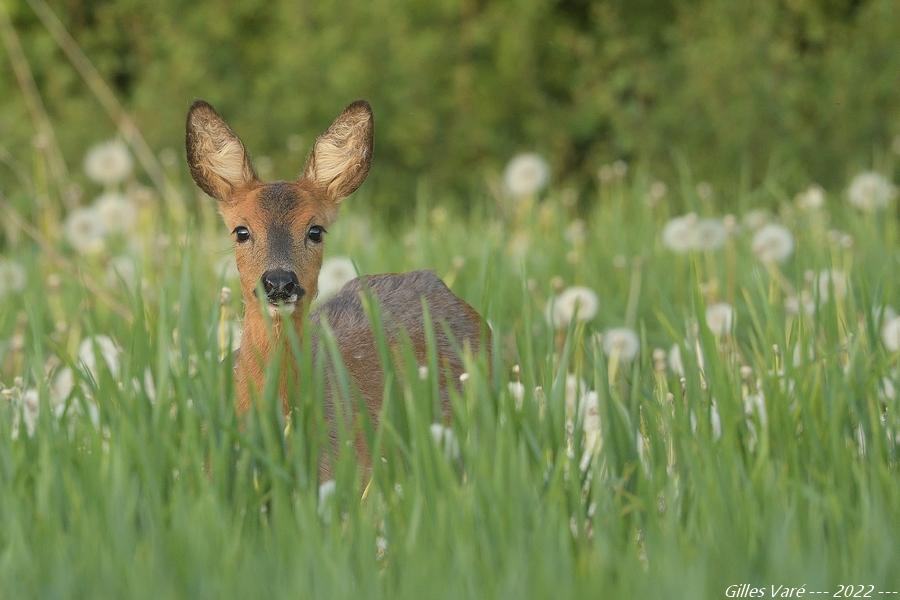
[307, 270, 489, 477]
[309, 270, 487, 396]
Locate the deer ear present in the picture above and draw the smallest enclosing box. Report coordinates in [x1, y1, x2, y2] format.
[185, 100, 257, 201]
[302, 100, 373, 203]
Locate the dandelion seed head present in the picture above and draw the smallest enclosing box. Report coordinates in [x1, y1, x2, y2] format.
[547, 286, 599, 328]
[710, 402, 722, 440]
[507, 381, 525, 405]
[0, 258, 26, 297]
[646, 181, 667, 206]
[693, 219, 727, 250]
[317, 257, 357, 301]
[795, 185, 825, 211]
[84, 139, 133, 186]
[601, 327, 640, 362]
[78, 335, 120, 380]
[504, 153, 549, 198]
[815, 269, 848, 302]
[64, 206, 107, 255]
[785, 292, 815, 316]
[705, 303, 734, 337]
[17, 388, 40, 438]
[847, 172, 896, 212]
[51, 367, 75, 404]
[318, 480, 336, 508]
[105, 255, 138, 288]
[661, 213, 698, 253]
[882, 316, 900, 352]
[751, 223, 794, 264]
[429, 423, 460, 460]
[742, 209, 770, 230]
[94, 192, 138, 234]
[668, 343, 684, 376]
[564, 220, 587, 245]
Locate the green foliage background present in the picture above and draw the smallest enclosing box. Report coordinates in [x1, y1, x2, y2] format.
[2, 0, 899, 207]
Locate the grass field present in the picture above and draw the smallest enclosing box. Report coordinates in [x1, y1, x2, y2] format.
[0, 162, 898, 598]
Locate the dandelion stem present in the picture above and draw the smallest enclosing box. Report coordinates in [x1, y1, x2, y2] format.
[25, 0, 179, 211]
[0, 4, 71, 209]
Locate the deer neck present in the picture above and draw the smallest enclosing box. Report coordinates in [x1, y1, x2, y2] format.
[235, 301, 307, 415]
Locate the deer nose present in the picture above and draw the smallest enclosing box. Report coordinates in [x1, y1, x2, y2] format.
[261, 269, 303, 302]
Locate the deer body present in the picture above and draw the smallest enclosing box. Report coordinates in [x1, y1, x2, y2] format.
[185, 99, 488, 472]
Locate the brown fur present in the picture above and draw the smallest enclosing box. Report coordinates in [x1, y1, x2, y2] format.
[185, 99, 490, 474]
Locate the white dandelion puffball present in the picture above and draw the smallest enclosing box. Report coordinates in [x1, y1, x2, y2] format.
[661, 214, 727, 252]
[564, 219, 587, 245]
[742, 209, 770, 231]
[105, 255, 139, 287]
[93, 192, 138, 234]
[503, 153, 549, 198]
[882, 316, 900, 352]
[78, 335, 121, 380]
[317, 257, 357, 301]
[507, 381, 526, 406]
[751, 223, 794, 264]
[795, 185, 825, 211]
[710, 402, 722, 440]
[17, 388, 40, 438]
[51, 367, 75, 405]
[64, 206, 107, 255]
[661, 213, 698, 253]
[318, 480, 336, 507]
[785, 292, 815, 316]
[815, 269, 848, 302]
[581, 390, 601, 455]
[0, 258, 26, 297]
[84, 139, 133, 186]
[429, 423, 460, 460]
[547, 286, 599, 329]
[601, 328, 640, 362]
[692, 218, 728, 251]
[846, 172, 897, 212]
[705, 303, 734, 337]
[668, 343, 684, 376]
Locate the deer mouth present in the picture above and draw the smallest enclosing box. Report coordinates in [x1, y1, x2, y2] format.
[266, 294, 299, 318]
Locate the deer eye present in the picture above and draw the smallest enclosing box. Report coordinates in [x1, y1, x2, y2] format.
[233, 226, 251, 243]
[307, 225, 325, 243]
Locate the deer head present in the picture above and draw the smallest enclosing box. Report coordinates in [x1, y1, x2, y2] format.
[185, 100, 374, 318]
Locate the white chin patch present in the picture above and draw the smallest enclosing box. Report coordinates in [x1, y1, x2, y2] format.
[268, 302, 296, 318]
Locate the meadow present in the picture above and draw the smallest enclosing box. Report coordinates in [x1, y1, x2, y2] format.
[1, 1, 899, 596]
[0, 139, 898, 597]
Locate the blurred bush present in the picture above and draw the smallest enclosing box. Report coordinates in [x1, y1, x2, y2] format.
[1, 0, 898, 209]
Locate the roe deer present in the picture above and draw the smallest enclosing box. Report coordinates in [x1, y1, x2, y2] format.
[185, 99, 489, 476]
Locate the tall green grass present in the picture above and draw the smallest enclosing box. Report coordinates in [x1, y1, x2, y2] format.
[0, 179, 898, 598]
